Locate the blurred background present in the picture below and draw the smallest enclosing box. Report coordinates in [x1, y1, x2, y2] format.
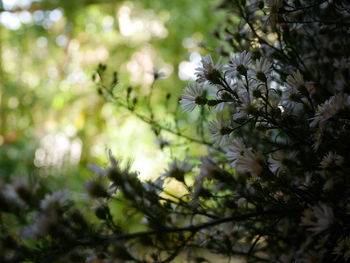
[0, 0, 222, 191]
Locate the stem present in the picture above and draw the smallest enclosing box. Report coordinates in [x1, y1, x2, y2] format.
[103, 208, 300, 244]
[101, 83, 224, 152]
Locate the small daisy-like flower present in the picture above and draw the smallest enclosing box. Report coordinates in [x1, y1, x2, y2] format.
[254, 57, 272, 82]
[286, 70, 315, 95]
[235, 150, 263, 177]
[333, 236, 350, 261]
[149, 158, 193, 192]
[193, 158, 220, 199]
[268, 151, 297, 175]
[195, 55, 224, 84]
[226, 139, 263, 177]
[40, 189, 70, 211]
[300, 203, 334, 234]
[233, 92, 255, 120]
[280, 85, 303, 115]
[286, 70, 304, 89]
[226, 138, 247, 166]
[310, 93, 350, 128]
[163, 158, 193, 183]
[225, 51, 252, 77]
[208, 115, 232, 146]
[3, 176, 38, 209]
[180, 82, 207, 112]
[22, 213, 58, 238]
[265, 0, 283, 25]
[198, 157, 221, 181]
[320, 152, 344, 169]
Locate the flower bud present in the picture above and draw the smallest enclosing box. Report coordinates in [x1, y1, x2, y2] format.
[86, 180, 109, 199]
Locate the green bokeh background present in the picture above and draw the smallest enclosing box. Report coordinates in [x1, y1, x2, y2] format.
[0, 0, 222, 189]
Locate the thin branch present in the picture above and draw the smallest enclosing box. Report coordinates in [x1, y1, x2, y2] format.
[102, 208, 299, 244]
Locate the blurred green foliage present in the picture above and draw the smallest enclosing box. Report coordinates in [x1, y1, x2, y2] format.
[0, 0, 221, 188]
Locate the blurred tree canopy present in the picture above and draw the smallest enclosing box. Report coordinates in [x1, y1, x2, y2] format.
[0, 0, 222, 185]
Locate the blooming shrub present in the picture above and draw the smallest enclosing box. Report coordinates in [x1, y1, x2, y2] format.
[1, 0, 350, 262]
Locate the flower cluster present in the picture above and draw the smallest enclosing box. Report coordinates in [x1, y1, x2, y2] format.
[1, 0, 349, 262]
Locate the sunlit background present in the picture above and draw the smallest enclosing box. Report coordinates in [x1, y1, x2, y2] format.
[0, 0, 222, 190]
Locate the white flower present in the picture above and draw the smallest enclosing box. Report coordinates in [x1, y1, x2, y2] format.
[233, 92, 254, 120]
[286, 70, 315, 95]
[208, 116, 231, 146]
[226, 139, 263, 177]
[268, 151, 297, 175]
[320, 152, 344, 169]
[180, 82, 206, 112]
[265, 0, 283, 25]
[195, 55, 224, 84]
[281, 71, 315, 114]
[22, 211, 59, 238]
[224, 51, 252, 77]
[286, 70, 304, 89]
[40, 189, 70, 210]
[163, 158, 193, 183]
[310, 93, 350, 128]
[198, 158, 220, 181]
[235, 149, 263, 177]
[254, 57, 272, 81]
[193, 158, 220, 199]
[300, 203, 334, 234]
[226, 138, 247, 166]
[150, 158, 193, 191]
[231, 51, 252, 69]
[280, 85, 303, 115]
[2, 176, 38, 209]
